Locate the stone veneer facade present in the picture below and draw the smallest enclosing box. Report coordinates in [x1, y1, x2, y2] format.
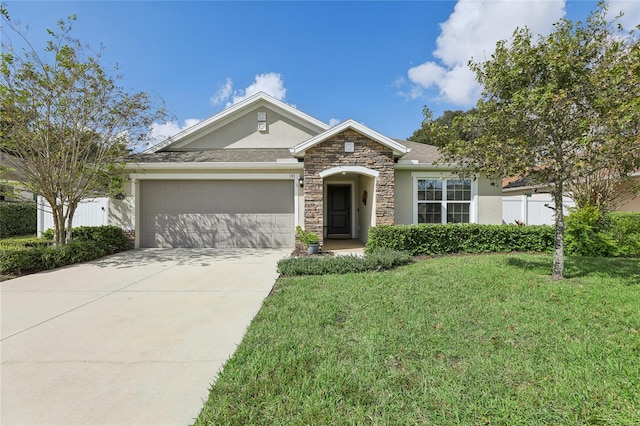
[303, 129, 395, 242]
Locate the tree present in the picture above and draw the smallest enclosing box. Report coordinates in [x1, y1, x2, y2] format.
[568, 168, 639, 213]
[438, 2, 640, 279]
[0, 10, 166, 245]
[408, 107, 477, 147]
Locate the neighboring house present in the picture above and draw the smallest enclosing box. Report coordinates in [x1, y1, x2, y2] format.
[503, 172, 640, 213]
[0, 153, 36, 202]
[111, 92, 502, 248]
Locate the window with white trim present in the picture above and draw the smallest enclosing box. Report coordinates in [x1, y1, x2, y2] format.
[417, 178, 473, 224]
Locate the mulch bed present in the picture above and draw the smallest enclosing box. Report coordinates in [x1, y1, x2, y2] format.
[290, 242, 334, 258]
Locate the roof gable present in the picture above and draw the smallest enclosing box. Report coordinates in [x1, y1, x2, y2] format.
[290, 120, 409, 157]
[144, 92, 330, 153]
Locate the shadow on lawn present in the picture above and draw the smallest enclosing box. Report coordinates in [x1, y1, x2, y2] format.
[505, 255, 640, 284]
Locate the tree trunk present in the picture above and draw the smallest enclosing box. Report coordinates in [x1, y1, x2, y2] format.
[552, 182, 565, 280]
[50, 201, 65, 246]
[65, 201, 78, 244]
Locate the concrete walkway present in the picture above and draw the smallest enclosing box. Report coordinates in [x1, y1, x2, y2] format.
[1, 248, 289, 426]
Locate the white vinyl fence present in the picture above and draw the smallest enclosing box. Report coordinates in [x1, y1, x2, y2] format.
[503, 194, 575, 226]
[37, 196, 109, 236]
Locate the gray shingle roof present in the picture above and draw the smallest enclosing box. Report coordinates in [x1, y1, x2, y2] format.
[130, 148, 296, 163]
[396, 140, 443, 164]
[129, 141, 442, 165]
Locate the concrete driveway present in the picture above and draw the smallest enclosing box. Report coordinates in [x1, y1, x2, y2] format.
[1, 248, 289, 426]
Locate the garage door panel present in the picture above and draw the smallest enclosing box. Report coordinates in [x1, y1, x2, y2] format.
[140, 180, 294, 248]
[156, 230, 215, 248]
[274, 214, 294, 229]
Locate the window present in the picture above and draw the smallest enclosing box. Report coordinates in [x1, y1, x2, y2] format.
[416, 178, 473, 224]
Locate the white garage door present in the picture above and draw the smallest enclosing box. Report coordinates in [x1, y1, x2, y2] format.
[140, 180, 294, 248]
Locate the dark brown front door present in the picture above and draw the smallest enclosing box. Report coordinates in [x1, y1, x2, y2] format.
[328, 185, 351, 235]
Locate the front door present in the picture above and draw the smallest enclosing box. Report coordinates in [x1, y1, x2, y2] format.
[327, 185, 351, 235]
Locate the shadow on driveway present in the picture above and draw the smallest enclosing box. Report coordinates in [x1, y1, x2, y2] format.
[92, 248, 292, 269]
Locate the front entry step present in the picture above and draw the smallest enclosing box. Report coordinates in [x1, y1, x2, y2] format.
[327, 234, 352, 240]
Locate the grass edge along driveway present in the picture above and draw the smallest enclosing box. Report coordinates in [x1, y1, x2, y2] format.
[195, 253, 640, 426]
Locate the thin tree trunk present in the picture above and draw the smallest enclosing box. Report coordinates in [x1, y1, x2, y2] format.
[552, 182, 565, 280]
[65, 201, 77, 244]
[51, 202, 65, 246]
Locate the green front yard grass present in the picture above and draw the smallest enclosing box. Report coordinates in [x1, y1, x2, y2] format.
[195, 253, 640, 425]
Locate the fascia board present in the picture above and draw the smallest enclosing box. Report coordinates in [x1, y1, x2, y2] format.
[394, 163, 458, 170]
[502, 185, 539, 193]
[143, 92, 330, 154]
[290, 119, 408, 155]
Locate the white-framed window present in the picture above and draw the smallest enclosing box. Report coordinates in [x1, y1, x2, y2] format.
[413, 174, 477, 224]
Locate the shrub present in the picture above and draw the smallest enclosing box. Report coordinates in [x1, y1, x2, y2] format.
[295, 226, 319, 245]
[366, 224, 555, 256]
[565, 207, 617, 257]
[0, 246, 44, 273]
[606, 212, 640, 257]
[71, 226, 129, 251]
[277, 248, 413, 276]
[0, 202, 37, 237]
[0, 236, 51, 249]
[1, 226, 129, 275]
[42, 225, 129, 251]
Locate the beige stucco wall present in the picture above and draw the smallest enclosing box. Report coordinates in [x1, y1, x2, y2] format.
[170, 106, 321, 150]
[357, 175, 375, 243]
[393, 170, 414, 224]
[618, 196, 640, 212]
[477, 174, 503, 224]
[108, 182, 135, 229]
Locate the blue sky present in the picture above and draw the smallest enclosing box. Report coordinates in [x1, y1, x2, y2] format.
[3, 1, 639, 143]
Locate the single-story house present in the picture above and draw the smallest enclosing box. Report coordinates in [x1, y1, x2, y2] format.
[111, 92, 502, 248]
[0, 152, 36, 202]
[503, 173, 640, 213]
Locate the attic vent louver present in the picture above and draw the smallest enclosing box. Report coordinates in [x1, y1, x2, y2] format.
[257, 111, 267, 132]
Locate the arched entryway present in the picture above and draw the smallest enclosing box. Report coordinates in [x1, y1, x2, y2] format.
[319, 166, 378, 243]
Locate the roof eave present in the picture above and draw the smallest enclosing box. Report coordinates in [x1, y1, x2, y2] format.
[126, 161, 303, 171]
[394, 162, 458, 170]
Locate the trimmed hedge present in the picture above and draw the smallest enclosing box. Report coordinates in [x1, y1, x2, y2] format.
[0, 236, 52, 249]
[366, 224, 555, 256]
[0, 202, 37, 238]
[0, 241, 110, 275]
[277, 249, 413, 276]
[42, 225, 129, 252]
[1, 226, 130, 275]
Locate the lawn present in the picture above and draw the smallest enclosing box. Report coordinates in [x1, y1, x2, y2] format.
[195, 254, 640, 425]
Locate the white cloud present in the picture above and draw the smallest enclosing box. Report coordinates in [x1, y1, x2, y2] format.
[210, 78, 232, 106]
[149, 118, 201, 144]
[607, 0, 640, 31]
[210, 73, 288, 108]
[329, 118, 341, 127]
[405, 0, 567, 106]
